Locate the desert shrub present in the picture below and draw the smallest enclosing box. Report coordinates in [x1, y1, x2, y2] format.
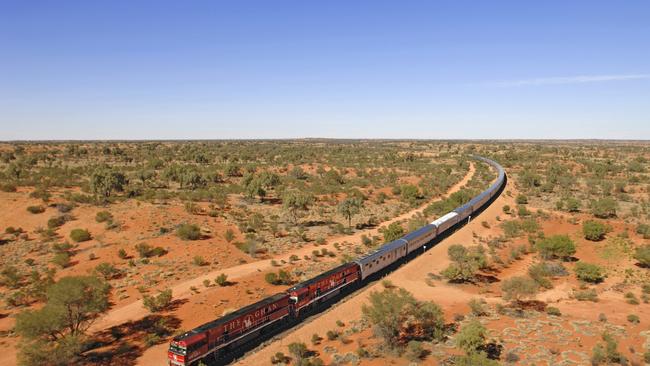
[405, 340, 425, 361]
[516, 194, 528, 204]
[644, 350, 650, 364]
[505, 351, 520, 363]
[69, 229, 91, 242]
[95, 211, 113, 223]
[118, 249, 128, 259]
[311, 333, 322, 345]
[573, 289, 598, 302]
[442, 244, 488, 283]
[287, 342, 309, 361]
[51, 252, 71, 268]
[224, 229, 235, 242]
[56, 203, 73, 213]
[47, 215, 68, 229]
[270, 352, 289, 364]
[590, 198, 617, 219]
[627, 314, 640, 324]
[135, 243, 166, 258]
[26, 205, 45, 214]
[381, 222, 404, 243]
[633, 245, 650, 267]
[455, 319, 487, 354]
[454, 353, 500, 366]
[502, 205, 511, 214]
[215, 273, 229, 286]
[362, 287, 444, 348]
[636, 223, 650, 239]
[176, 223, 201, 240]
[94, 262, 121, 280]
[142, 289, 172, 312]
[265, 269, 292, 285]
[582, 220, 609, 241]
[0, 182, 17, 192]
[501, 276, 539, 304]
[192, 256, 207, 266]
[468, 298, 488, 316]
[624, 292, 639, 305]
[0, 266, 23, 289]
[574, 262, 606, 283]
[546, 306, 561, 316]
[536, 235, 576, 260]
[326, 330, 338, 340]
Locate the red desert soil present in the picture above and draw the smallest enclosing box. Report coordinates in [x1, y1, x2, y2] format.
[133, 163, 478, 365]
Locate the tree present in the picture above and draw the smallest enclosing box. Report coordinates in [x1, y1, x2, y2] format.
[282, 191, 313, 224]
[582, 220, 608, 241]
[455, 320, 487, 354]
[633, 245, 650, 267]
[400, 185, 422, 206]
[537, 235, 576, 260]
[362, 287, 444, 348]
[90, 167, 126, 203]
[15, 276, 110, 341]
[441, 245, 488, 283]
[337, 197, 363, 228]
[574, 262, 606, 283]
[590, 198, 617, 219]
[382, 222, 405, 243]
[501, 276, 539, 304]
[142, 289, 173, 312]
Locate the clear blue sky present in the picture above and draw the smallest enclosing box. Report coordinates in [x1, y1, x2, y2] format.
[1, 1, 649, 140]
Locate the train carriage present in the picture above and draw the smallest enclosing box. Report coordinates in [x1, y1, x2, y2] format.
[402, 225, 437, 254]
[355, 238, 408, 280]
[431, 211, 459, 235]
[288, 262, 360, 315]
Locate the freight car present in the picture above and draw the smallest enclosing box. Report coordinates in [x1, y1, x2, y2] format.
[168, 155, 505, 366]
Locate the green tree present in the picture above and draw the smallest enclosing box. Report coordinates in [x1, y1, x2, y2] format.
[590, 198, 617, 219]
[582, 220, 608, 241]
[176, 223, 201, 240]
[90, 167, 126, 203]
[455, 320, 487, 354]
[400, 185, 422, 206]
[633, 245, 650, 267]
[537, 235, 576, 260]
[441, 245, 487, 283]
[142, 289, 173, 312]
[574, 262, 606, 283]
[282, 191, 313, 224]
[382, 222, 405, 243]
[501, 276, 539, 304]
[337, 197, 363, 228]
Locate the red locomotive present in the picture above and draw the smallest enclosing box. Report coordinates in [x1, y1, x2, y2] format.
[288, 262, 359, 316]
[169, 293, 291, 366]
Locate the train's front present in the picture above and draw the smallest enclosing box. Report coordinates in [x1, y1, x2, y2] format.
[168, 339, 187, 366]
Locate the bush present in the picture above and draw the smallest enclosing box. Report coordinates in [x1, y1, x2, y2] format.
[633, 245, 650, 267]
[70, 229, 91, 242]
[590, 198, 617, 219]
[27, 205, 45, 214]
[362, 287, 444, 348]
[95, 262, 121, 280]
[441, 245, 488, 283]
[573, 289, 598, 302]
[582, 220, 608, 241]
[455, 319, 487, 354]
[142, 289, 172, 312]
[516, 194, 528, 204]
[47, 215, 68, 229]
[405, 340, 425, 361]
[468, 298, 488, 316]
[536, 235, 576, 260]
[215, 273, 228, 286]
[501, 276, 539, 304]
[627, 314, 640, 324]
[192, 256, 207, 266]
[270, 352, 289, 364]
[176, 224, 201, 240]
[546, 306, 561, 316]
[224, 229, 235, 242]
[51, 252, 71, 268]
[326, 330, 338, 340]
[311, 333, 322, 345]
[287, 342, 309, 361]
[636, 223, 650, 239]
[0, 182, 17, 192]
[574, 262, 606, 283]
[265, 269, 292, 285]
[95, 211, 113, 223]
[118, 248, 128, 259]
[135, 243, 166, 258]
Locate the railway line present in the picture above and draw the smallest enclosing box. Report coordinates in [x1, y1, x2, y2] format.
[167, 155, 506, 366]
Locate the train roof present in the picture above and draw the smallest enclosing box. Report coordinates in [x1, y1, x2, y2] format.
[174, 292, 289, 340]
[355, 238, 407, 265]
[430, 212, 458, 226]
[402, 225, 435, 241]
[289, 262, 357, 292]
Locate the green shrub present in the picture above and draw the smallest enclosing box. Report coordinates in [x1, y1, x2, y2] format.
[215, 273, 229, 286]
[405, 340, 425, 361]
[574, 262, 606, 283]
[47, 215, 68, 229]
[94, 262, 121, 280]
[70, 229, 91, 242]
[590, 198, 617, 219]
[516, 194, 528, 204]
[627, 314, 640, 324]
[501, 276, 539, 304]
[582, 220, 608, 241]
[573, 289, 598, 302]
[51, 252, 71, 268]
[26, 205, 45, 214]
[192, 256, 207, 266]
[0, 183, 17, 192]
[634, 245, 650, 267]
[176, 224, 201, 240]
[546, 306, 561, 316]
[95, 211, 113, 223]
[636, 223, 650, 239]
[142, 289, 172, 312]
[536, 235, 576, 260]
[118, 248, 128, 259]
[455, 319, 487, 354]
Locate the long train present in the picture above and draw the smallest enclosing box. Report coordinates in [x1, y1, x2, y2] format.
[168, 155, 506, 366]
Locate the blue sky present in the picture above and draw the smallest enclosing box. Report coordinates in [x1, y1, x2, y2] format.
[1, 1, 649, 140]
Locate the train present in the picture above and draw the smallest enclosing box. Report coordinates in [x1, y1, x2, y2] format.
[168, 155, 505, 366]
